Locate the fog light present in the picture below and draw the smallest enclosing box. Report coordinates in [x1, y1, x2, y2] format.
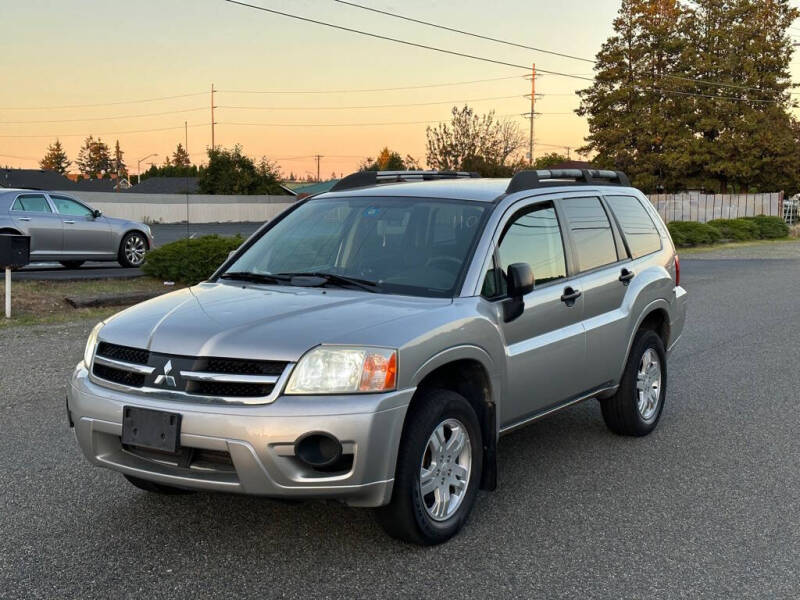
[294, 432, 342, 468]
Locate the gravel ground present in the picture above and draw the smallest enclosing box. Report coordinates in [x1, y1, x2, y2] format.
[1, 249, 799, 598]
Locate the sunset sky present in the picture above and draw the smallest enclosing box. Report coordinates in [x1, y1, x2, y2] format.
[2, 0, 797, 179]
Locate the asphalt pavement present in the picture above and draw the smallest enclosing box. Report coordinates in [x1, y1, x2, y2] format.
[1, 244, 799, 598]
[11, 222, 263, 281]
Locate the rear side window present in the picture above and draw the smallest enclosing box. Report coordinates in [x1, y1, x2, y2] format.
[11, 194, 52, 213]
[561, 197, 618, 272]
[605, 195, 662, 258]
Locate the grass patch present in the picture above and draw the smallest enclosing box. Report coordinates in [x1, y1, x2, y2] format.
[678, 237, 798, 254]
[0, 277, 179, 329]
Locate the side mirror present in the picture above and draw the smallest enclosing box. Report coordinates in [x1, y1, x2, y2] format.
[503, 263, 534, 323]
[92, 209, 102, 218]
[507, 263, 534, 297]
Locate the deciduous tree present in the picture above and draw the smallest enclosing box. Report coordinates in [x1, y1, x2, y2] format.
[425, 106, 525, 176]
[198, 145, 283, 194]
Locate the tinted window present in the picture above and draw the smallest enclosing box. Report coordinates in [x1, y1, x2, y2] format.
[562, 197, 618, 272]
[11, 194, 51, 213]
[227, 197, 486, 298]
[605, 195, 662, 258]
[51, 196, 93, 217]
[487, 203, 566, 295]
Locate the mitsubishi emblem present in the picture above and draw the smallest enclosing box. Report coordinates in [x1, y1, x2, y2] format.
[154, 359, 177, 388]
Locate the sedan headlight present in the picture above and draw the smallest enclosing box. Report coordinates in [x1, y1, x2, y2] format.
[83, 322, 104, 368]
[285, 346, 397, 395]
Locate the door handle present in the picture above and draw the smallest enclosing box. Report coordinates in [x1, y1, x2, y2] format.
[63, 220, 76, 224]
[18, 217, 30, 222]
[619, 268, 635, 285]
[560, 286, 582, 306]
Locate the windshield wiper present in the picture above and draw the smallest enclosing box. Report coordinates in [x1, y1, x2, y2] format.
[219, 272, 290, 285]
[276, 271, 381, 293]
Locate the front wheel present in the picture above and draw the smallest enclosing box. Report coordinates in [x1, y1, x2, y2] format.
[375, 389, 482, 545]
[601, 329, 667, 436]
[118, 232, 148, 268]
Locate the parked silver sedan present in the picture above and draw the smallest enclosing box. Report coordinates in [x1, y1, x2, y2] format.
[0, 189, 153, 268]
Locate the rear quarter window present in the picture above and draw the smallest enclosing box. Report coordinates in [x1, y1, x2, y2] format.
[605, 195, 662, 258]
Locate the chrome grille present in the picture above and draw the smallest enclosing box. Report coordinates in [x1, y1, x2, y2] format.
[91, 343, 289, 402]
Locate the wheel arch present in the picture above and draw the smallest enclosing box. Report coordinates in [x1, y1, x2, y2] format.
[618, 300, 671, 383]
[0, 227, 23, 235]
[408, 347, 499, 491]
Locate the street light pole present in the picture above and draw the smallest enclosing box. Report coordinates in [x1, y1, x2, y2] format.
[137, 153, 158, 185]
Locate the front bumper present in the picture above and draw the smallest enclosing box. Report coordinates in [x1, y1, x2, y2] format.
[67, 364, 412, 507]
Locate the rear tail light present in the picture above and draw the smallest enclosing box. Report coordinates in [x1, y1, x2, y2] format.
[674, 254, 680, 286]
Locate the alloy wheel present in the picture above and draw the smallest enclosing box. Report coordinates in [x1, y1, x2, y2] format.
[636, 348, 662, 422]
[419, 418, 472, 522]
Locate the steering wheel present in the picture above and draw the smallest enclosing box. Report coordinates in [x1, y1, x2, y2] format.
[425, 256, 462, 271]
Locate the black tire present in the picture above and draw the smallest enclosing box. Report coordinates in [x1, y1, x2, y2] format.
[60, 261, 84, 269]
[601, 329, 667, 436]
[118, 231, 148, 268]
[375, 389, 483, 545]
[123, 474, 195, 495]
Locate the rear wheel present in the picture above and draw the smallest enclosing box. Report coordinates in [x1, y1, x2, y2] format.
[60, 261, 84, 269]
[118, 232, 148, 268]
[123, 474, 195, 495]
[375, 389, 482, 545]
[601, 329, 667, 436]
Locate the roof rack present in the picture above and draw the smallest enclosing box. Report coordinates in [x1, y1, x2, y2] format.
[505, 169, 630, 194]
[330, 170, 481, 193]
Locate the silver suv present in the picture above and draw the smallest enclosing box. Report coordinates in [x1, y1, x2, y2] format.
[67, 169, 687, 545]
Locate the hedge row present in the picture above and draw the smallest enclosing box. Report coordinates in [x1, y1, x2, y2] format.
[668, 216, 788, 247]
[142, 235, 244, 285]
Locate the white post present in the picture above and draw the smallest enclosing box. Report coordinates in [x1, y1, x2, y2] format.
[4, 267, 10, 319]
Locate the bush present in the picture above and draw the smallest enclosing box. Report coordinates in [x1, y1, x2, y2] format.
[707, 218, 760, 241]
[742, 215, 790, 239]
[142, 235, 243, 285]
[667, 221, 722, 247]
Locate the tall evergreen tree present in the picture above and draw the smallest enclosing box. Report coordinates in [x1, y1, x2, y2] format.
[76, 136, 112, 178]
[578, 0, 799, 193]
[112, 140, 127, 177]
[578, 0, 690, 192]
[39, 139, 71, 174]
[172, 143, 191, 167]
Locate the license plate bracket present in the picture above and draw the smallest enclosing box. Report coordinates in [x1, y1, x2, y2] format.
[121, 406, 181, 453]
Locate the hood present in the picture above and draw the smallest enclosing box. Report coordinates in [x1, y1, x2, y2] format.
[99, 282, 450, 361]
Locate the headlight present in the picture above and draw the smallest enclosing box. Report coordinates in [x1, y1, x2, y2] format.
[83, 322, 104, 368]
[285, 346, 397, 395]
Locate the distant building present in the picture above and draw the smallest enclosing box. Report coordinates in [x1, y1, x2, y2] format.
[0, 168, 73, 190]
[126, 176, 199, 194]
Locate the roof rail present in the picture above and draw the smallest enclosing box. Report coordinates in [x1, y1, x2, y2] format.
[505, 169, 631, 194]
[330, 170, 480, 193]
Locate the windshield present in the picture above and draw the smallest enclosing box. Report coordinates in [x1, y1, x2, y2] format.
[223, 196, 488, 297]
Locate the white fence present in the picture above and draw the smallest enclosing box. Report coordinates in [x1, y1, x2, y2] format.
[57, 191, 295, 224]
[648, 192, 783, 223]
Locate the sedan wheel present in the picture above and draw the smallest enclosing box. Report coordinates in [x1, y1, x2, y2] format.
[119, 232, 148, 268]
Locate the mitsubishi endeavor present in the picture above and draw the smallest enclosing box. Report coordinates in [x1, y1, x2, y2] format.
[67, 169, 687, 545]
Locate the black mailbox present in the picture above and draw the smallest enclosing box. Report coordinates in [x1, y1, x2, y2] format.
[0, 234, 30, 269]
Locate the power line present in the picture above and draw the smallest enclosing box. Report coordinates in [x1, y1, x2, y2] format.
[219, 74, 523, 94]
[221, 1, 593, 82]
[217, 94, 522, 111]
[0, 107, 207, 125]
[222, 113, 523, 128]
[0, 92, 207, 111]
[330, 0, 791, 97]
[0, 123, 206, 139]
[331, 0, 596, 64]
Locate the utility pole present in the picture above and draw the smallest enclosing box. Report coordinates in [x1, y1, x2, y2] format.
[185, 120, 190, 240]
[211, 83, 217, 149]
[314, 154, 323, 182]
[529, 63, 536, 166]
